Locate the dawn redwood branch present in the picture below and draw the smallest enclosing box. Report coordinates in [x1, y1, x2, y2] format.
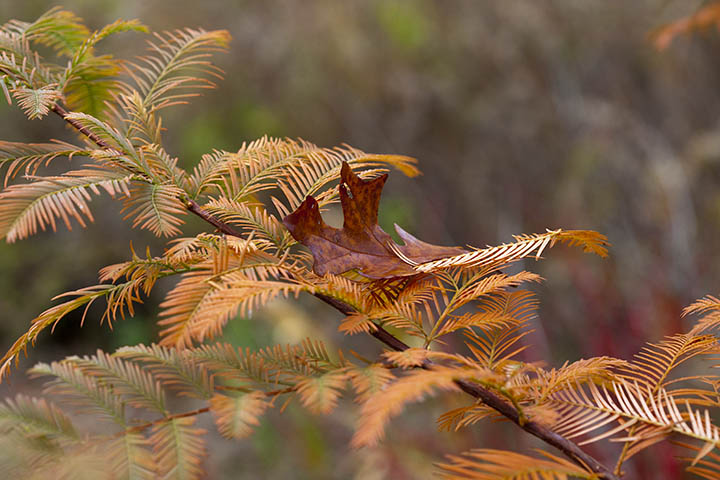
[52, 101, 618, 480]
[117, 406, 210, 437]
[52, 104, 111, 149]
[186, 198, 245, 237]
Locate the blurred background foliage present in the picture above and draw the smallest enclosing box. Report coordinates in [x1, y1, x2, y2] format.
[1, 1, 718, 478]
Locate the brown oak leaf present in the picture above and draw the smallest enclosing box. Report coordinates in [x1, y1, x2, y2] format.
[283, 162, 466, 278]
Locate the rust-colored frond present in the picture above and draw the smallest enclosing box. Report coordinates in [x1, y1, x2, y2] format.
[106, 432, 156, 480]
[652, 2, 720, 50]
[437, 403, 499, 432]
[526, 357, 627, 402]
[190, 343, 272, 385]
[121, 182, 187, 236]
[123, 28, 230, 112]
[339, 313, 378, 335]
[295, 369, 349, 414]
[367, 302, 427, 339]
[99, 245, 191, 296]
[11, 7, 89, 56]
[157, 266, 217, 348]
[450, 271, 542, 312]
[68, 350, 167, 413]
[28, 361, 127, 425]
[0, 140, 89, 185]
[163, 233, 235, 264]
[138, 143, 185, 183]
[159, 264, 309, 348]
[384, 348, 431, 368]
[195, 137, 417, 210]
[437, 448, 598, 479]
[462, 291, 538, 369]
[412, 229, 608, 274]
[434, 273, 542, 339]
[625, 333, 718, 392]
[314, 272, 371, 314]
[684, 295, 720, 317]
[115, 344, 214, 399]
[679, 441, 720, 479]
[209, 391, 270, 439]
[149, 417, 207, 480]
[549, 380, 720, 455]
[0, 168, 132, 242]
[11, 85, 62, 119]
[255, 343, 325, 378]
[0, 282, 140, 381]
[185, 149, 228, 197]
[0, 394, 79, 440]
[683, 295, 720, 335]
[352, 367, 490, 448]
[117, 91, 162, 145]
[347, 364, 395, 403]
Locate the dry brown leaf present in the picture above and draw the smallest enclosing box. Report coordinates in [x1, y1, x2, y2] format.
[283, 162, 465, 278]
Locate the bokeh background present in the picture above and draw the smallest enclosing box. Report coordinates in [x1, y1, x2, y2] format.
[1, 1, 718, 478]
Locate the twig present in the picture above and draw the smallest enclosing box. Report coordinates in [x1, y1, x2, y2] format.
[52, 100, 619, 480]
[118, 406, 210, 437]
[52, 104, 111, 149]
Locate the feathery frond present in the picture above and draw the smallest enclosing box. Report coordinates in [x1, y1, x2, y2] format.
[11, 85, 62, 119]
[201, 197, 291, 250]
[0, 281, 148, 381]
[191, 343, 282, 386]
[625, 333, 717, 392]
[123, 28, 230, 113]
[14, 7, 88, 56]
[121, 182, 186, 236]
[209, 392, 270, 439]
[347, 365, 395, 403]
[29, 361, 126, 425]
[549, 380, 720, 455]
[115, 344, 214, 399]
[158, 259, 308, 348]
[409, 229, 608, 274]
[437, 448, 598, 480]
[0, 168, 132, 242]
[462, 290, 538, 369]
[190, 137, 418, 215]
[0, 394, 78, 440]
[149, 417, 206, 480]
[105, 432, 157, 480]
[352, 367, 492, 448]
[0, 140, 90, 185]
[68, 350, 167, 414]
[295, 369, 348, 414]
[684, 295, 720, 334]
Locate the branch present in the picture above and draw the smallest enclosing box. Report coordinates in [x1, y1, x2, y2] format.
[51, 101, 618, 480]
[52, 104, 111, 149]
